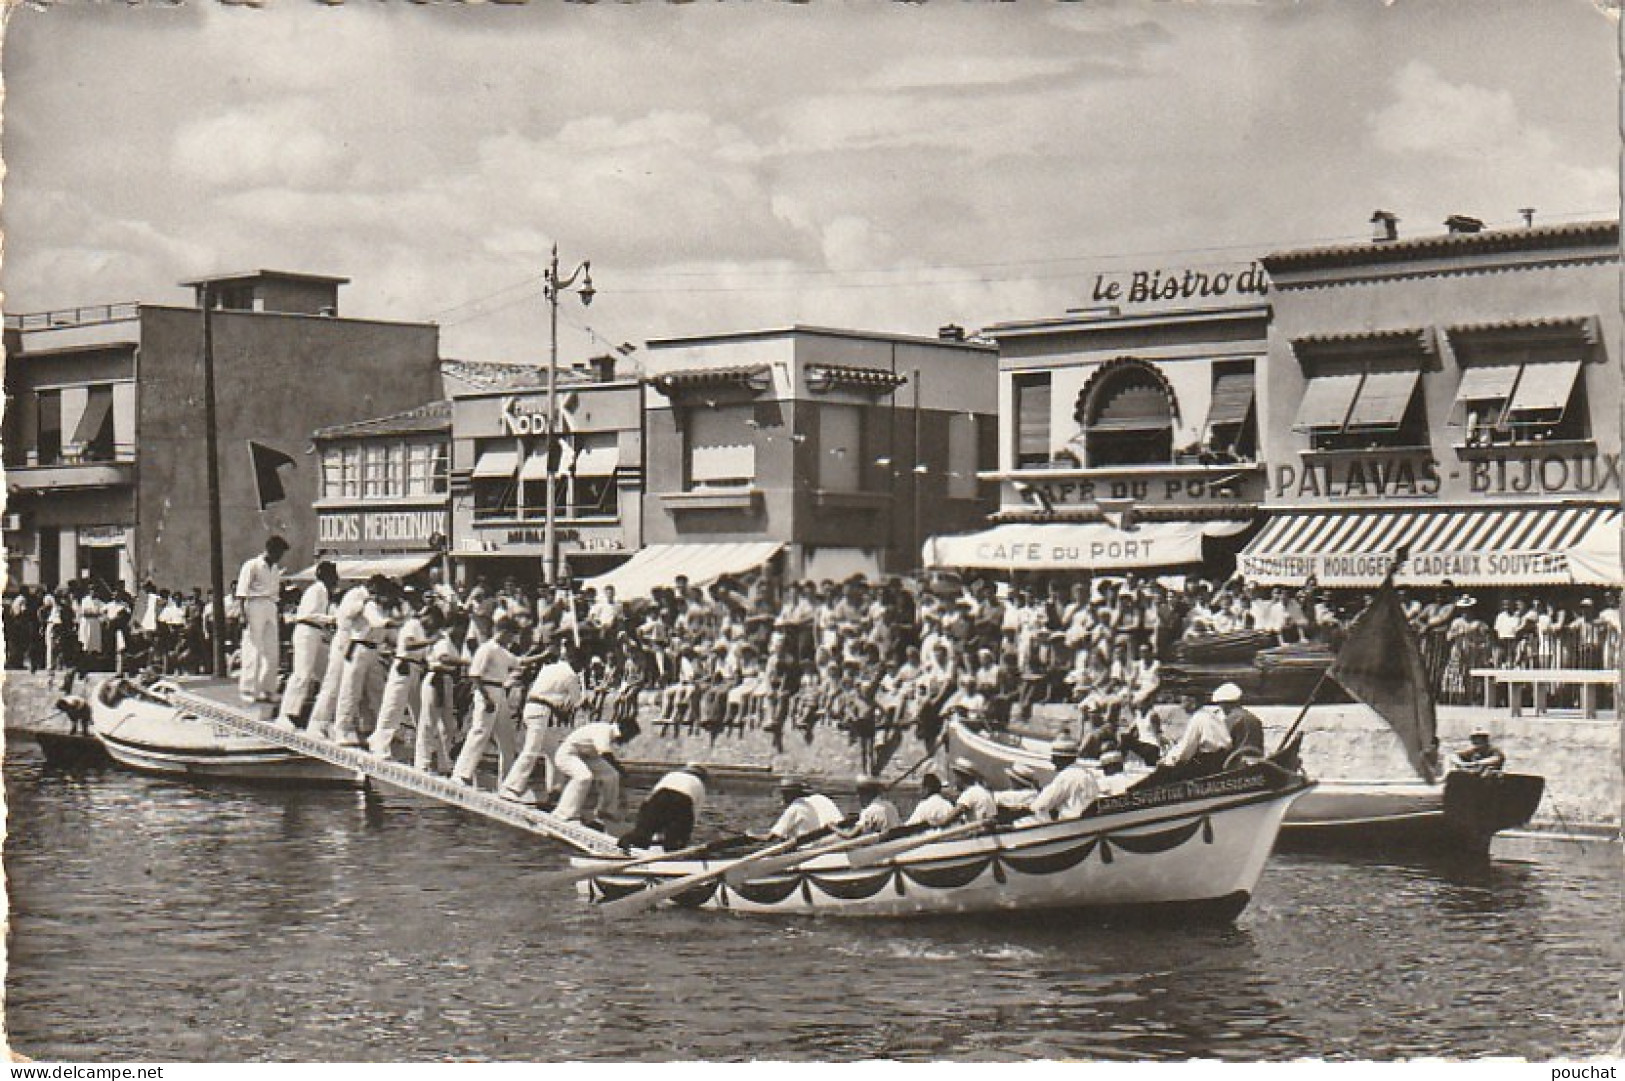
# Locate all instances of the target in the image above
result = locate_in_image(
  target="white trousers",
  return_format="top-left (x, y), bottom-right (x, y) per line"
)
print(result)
top-left (306, 636), bottom-right (349, 739)
top-left (369, 662), bottom-right (423, 757)
top-left (280, 626), bottom-right (327, 722)
top-left (415, 672), bottom-right (457, 772)
top-left (333, 644), bottom-right (384, 744)
top-left (500, 702), bottom-right (562, 796)
top-left (553, 749), bottom-right (619, 823)
top-left (238, 599), bottom-right (280, 700)
top-left (452, 689), bottom-right (516, 787)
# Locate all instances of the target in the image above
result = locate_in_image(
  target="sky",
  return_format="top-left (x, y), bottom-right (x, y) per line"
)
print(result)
top-left (0, 0), bottom-right (1617, 369)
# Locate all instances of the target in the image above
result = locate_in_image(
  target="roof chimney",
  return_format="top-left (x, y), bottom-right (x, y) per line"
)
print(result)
top-left (1519, 207), bottom-right (1536, 228)
top-left (1370, 210), bottom-right (1399, 243)
top-left (937, 323), bottom-right (966, 342)
top-left (1444, 214), bottom-right (1484, 235)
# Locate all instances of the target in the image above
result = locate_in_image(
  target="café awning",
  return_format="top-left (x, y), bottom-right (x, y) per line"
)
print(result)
top-left (472, 447), bottom-right (521, 479)
top-left (922, 520), bottom-right (1250, 573)
top-left (582, 541), bottom-right (783, 601)
top-left (292, 554), bottom-right (436, 583)
top-left (1238, 504), bottom-right (1622, 587)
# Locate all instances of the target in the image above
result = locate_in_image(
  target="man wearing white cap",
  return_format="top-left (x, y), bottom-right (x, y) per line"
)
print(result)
top-left (1097, 750), bottom-right (1132, 797)
top-left (1030, 736), bottom-right (1101, 822)
top-left (1219, 683), bottom-right (1266, 759)
top-left (1163, 685), bottom-right (1236, 777)
top-left (949, 758), bottom-right (998, 824)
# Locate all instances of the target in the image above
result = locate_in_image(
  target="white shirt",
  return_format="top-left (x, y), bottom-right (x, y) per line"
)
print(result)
top-left (394, 616), bottom-right (430, 662)
top-left (955, 783), bottom-right (999, 823)
top-left (333, 587), bottom-right (370, 647)
top-left (1165, 705), bottom-right (1233, 767)
top-left (852, 797), bottom-right (901, 835)
top-left (770, 794), bottom-right (844, 839)
top-left (651, 770), bottom-right (706, 814)
top-left (469, 639), bottom-right (522, 686)
top-left (235, 554), bottom-right (282, 603)
top-left (527, 660), bottom-right (583, 712)
top-left (906, 792), bottom-right (957, 827)
top-left (1031, 763), bottom-right (1101, 822)
top-left (293, 581), bottom-right (331, 630)
top-left (426, 635), bottom-right (465, 673)
top-left (559, 721), bottom-right (618, 759)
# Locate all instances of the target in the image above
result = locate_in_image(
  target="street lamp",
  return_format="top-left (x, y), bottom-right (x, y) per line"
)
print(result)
top-left (543, 244), bottom-right (593, 587)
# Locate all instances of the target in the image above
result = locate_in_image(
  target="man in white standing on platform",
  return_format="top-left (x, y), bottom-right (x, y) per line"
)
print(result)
top-left (552, 713), bottom-right (636, 826)
top-left (278, 560), bottom-right (339, 730)
top-left (499, 641), bottom-right (583, 805)
top-left (369, 602), bottom-right (441, 759)
top-left (451, 619), bottom-right (530, 790)
top-left (234, 535), bottom-right (288, 705)
top-left (330, 575), bottom-right (396, 747)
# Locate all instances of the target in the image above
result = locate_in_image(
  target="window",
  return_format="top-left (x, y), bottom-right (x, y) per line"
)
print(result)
top-left (36, 390), bottom-right (61, 466)
top-left (405, 442), bottom-right (448, 496)
top-left (362, 445), bottom-right (387, 498)
top-left (1295, 366), bottom-right (1426, 451)
top-left (1013, 373), bottom-right (1053, 468)
top-left (322, 449), bottom-right (344, 499)
top-left (1455, 360), bottom-right (1586, 446)
top-left (341, 446), bottom-right (362, 498)
top-left (76, 386), bottom-right (115, 462)
top-left (1200, 364), bottom-right (1256, 462)
top-left (817, 404), bottom-right (863, 492)
top-left (686, 406), bottom-right (756, 490)
top-left (947, 413), bottom-right (980, 499)
top-left (431, 445), bottom-right (449, 494)
top-left (1079, 361), bottom-right (1175, 467)
top-left (386, 443), bottom-right (407, 498)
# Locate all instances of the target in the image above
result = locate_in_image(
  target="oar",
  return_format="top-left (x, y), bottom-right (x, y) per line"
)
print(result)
top-left (596, 833), bottom-right (814, 921)
top-left (721, 829), bottom-right (882, 886)
top-left (845, 818), bottom-right (991, 867)
top-left (882, 732), bottom-right (946, 794)
top-left (538, 834), bottom-right (751, 889)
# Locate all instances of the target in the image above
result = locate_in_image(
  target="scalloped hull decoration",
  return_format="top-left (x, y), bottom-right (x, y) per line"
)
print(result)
top-left (575, 763), bottom-right (1310, 921)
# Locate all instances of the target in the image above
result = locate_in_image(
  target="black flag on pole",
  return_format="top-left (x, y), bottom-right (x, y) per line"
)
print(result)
top-left (248, 441), bottom-right (298, 509)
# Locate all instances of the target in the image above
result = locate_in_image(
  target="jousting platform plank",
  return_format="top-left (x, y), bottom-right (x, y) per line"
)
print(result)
top-left (155, 684), bottom-right (623, 856)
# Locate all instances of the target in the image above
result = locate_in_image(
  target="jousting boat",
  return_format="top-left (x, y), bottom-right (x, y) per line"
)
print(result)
top-left (572, 759), bottom-right (1312, 921)
top-left (89, 677), bottom-right (360, 787)
top-left (945, 720), bottom-right (1542, 857)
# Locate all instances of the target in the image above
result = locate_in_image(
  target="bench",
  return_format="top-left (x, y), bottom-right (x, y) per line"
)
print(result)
top-left (1469, 668), bottom-right (1617, 718)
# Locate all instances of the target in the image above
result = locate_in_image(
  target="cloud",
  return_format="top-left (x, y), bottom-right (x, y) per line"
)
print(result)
top-left (172, 100), bottom-right (345, 190)
top-left (1371, 62), bottom-right (1528, 159)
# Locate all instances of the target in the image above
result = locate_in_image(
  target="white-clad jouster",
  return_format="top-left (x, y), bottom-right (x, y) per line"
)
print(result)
top-left (451, 635), bottom-right (523, 788)
top-left (234, 549), bottom-right (284, 702)
top-left (552, 720), bottom-right (624, 824)
top-left (1030, 762), bottom-right (1101, 822)
top-left (769, 793), bottom-right (844, 840)
top-left (849, 795), bottom-right (901, 836)
top-left (369, 614), bottom-right (433, 758)
top-left (1163, 704), bottom-right (1232, 768)
top-left (954, 782), bottom-right (999, 823)
top-left (279, 578), bottom-right (332, 725)
top-left (500, 656), bottom-right (585, 803)
top-left (415, 632), bottom-right (465, 773)
top-left (333, 589), bottom-right (394, 745)
top-left (308, 584), bottom-right (366, 738)
top-left (905, 791), bottom-right (957, 828)
top-left (650, 769), bottom-right (706, 815)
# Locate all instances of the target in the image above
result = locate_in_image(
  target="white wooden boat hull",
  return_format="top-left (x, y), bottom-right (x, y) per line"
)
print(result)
top-left (575, 763), bottom-right (1311, 920)
top-left (91, 680), bottom-right (360, 787)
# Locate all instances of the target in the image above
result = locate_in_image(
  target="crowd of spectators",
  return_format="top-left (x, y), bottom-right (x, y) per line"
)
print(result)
top-left (3, 580), bottom-right (228, 679)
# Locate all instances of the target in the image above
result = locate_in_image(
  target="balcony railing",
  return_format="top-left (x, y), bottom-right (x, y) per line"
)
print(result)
top-left (4, 302), bottom-right (140, 332)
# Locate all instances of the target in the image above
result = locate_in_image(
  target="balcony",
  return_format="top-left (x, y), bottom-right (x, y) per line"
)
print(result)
top-left (5, 303), bottom-right (140, 332)
top-left (7, 456), bottom-right (135, 492)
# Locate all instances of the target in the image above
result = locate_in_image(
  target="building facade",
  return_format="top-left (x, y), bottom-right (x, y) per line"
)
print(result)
top-left (449, 358), bottom-right (645, 586)
top-left (1240, 217), bottom-right (1622, 592)
top-left (2, 271), bottom-right (441, 591)
top-left (311, 400), bottom-right (452, 580)
top-left (941, 275), bottom-right (1269, 577)
top-left (598, 325), bottom-right (998, 594)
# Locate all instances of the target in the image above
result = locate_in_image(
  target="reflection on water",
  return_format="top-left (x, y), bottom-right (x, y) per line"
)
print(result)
top-left (5, 742), bottom-right (1620, 1061)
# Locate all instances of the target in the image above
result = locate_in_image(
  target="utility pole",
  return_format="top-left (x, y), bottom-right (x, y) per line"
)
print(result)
top-left (543, 244), bottom-right (594, 588)
top-left (200, 285), bottom-right (228, 678)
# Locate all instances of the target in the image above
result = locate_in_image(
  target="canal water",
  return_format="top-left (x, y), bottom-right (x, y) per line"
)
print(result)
top-left (5, 740), bottom-right (1621, 1062)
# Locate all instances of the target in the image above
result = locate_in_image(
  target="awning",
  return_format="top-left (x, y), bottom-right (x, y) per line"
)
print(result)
top-left (582, 541), bottom-right (783, 601)
top-left (519, 451), bottom-right (551, 482)
top-left (805, 364), bottom-right (907, 392)
top-left (1292, 373), bottom-right (1362, 432)
top-left (1204, 370), bottom-right (1256, 430)
top-left (1345, 369), bottom-right (1419, 431)
top-left (922, 520), bottom-right (1250, 572)
top-left (652, 365), bottom-right (772, 397)
top-left (472, 447), bottom-right (521, 479)
top-left (1239, 505), bottom-right (1622, 587)
top-left (573, 441), bottom-right (620, 477)
top-left (72, 389), bottom-right (113, 445)
top-left (1505, 359), bottom-right (1582, 416)
top-left (292, 553), bottom-right (436, 583)
top-left (1454, 363), bottom-right (1521, 404)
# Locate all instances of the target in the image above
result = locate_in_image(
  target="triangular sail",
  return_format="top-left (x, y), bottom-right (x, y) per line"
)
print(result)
top-left (1328, 579), bottom-right (1438, 783)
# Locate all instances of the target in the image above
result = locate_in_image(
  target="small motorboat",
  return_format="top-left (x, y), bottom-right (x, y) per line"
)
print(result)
top-left (946, 719), bottom-right (1544, 858)
top-left (571, 759), bottom-right (1313, 921)
top-left (89, 678), bottom-right (360, 787)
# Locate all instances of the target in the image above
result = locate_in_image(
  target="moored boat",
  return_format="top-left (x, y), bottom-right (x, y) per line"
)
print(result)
top-left (572, 759), bottom-right (1312, 921)
top-left (90, 678), bottom-right (361, 787)
top-left (946, 719), bottom-right (1544, 858)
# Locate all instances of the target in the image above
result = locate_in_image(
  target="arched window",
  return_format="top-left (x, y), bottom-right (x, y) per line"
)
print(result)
top-left (1074, 358), bottom-right (1179, 467)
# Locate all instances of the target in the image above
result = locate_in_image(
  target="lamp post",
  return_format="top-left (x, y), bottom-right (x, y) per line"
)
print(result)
top-left (543, 244), bottom-right (594, 587)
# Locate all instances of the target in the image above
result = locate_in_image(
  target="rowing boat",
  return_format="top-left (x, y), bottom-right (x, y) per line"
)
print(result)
top-left (946, 719), bottom-right (1543, 857)
top-left (570, 759), bottom-right (1312, 921)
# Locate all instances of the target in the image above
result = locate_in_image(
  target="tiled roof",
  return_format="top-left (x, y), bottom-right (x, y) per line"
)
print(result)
top-left (1264, 220), bottom-right (1618, 274)
top-left (441, 359), bottom-right (549, 391)
top-left (651, 365), bottom-right (773, 396)
top-left (313, 399), bottom-right (452, 441)
top-left (804, 363), bottom-right (908, 391)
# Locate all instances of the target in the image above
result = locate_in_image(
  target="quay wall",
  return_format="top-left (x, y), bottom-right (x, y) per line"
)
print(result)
top-left (4, 670), bottom-right (1617, 830)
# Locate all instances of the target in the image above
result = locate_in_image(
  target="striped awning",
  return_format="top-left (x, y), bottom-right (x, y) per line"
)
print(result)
top-left (1239, 505), bottom-right (1623, 587)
